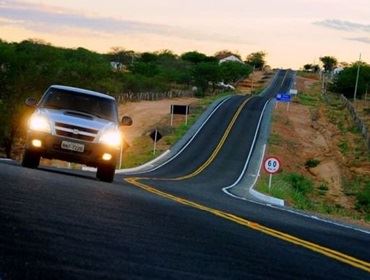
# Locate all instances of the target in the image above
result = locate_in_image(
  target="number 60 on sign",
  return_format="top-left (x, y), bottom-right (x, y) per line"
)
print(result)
top-left (264, 157), bottom-right (280, 174)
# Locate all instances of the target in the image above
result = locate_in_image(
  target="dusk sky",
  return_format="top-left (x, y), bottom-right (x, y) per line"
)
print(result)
top-left (0, 0), bottom-right (369, 68)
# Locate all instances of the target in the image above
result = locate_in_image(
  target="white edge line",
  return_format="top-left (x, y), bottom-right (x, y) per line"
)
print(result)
top-left (222, 98), bottom-right (270, 191)
top-left (119, 96), bottom-right (232, 175)
top-left (221, 98), bottom-right (370, 235)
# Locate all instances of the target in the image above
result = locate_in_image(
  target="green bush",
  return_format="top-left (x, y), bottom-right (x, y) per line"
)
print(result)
top-left (338, 140), bottom-right (349, 154)
top-left (318, 183), bottom-right (329, 196)
top-left (305, 159), bottom-right (320, 168)
top-left (285, 173), bottom-right (313, 195)
top-left (355, 182), bottom-right (370, 212)
top-left (318, 183), bottom-right (329, 191)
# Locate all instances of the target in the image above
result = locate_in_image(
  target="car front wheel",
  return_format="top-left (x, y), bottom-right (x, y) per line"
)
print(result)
top-left (21, 149), bottom-right (41, 168)
top-left (96, 164), bottom-right (115, 183)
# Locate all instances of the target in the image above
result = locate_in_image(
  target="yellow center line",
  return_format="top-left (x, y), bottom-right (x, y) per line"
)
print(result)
top-left (173, 96), bottom-right (250, 180)
top-left (137, 96), bottom-right (251, 181)
top-left (124, 72), bottom-right (370, 273)
top-left (125, 177), bottom-right (370, 273)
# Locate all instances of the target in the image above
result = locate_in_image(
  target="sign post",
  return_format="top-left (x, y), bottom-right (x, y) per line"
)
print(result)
top-left (150, 129), bottom-right (163, 155)
top-left (276, 93), bottom-right (292, 111)
top-left (263, 157), bottom-right (281, 192)
top-left (170, 105), bottom-right (190, 126)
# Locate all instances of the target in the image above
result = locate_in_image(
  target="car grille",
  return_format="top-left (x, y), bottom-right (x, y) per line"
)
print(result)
top-left (55, 122), bottom-right (98, 142)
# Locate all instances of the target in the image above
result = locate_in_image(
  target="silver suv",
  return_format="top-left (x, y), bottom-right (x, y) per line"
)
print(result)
top-left (22, 85), bottom-right (132, 182)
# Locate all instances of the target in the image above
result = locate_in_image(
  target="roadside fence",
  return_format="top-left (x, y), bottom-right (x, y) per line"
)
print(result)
top-left (115, 90), bottom-right (194, 103)
top-left (340, 95), bottom-right (370, 149)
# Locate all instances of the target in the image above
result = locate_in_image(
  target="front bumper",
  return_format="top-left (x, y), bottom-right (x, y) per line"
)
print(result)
top-left (25, 131), bottom-right (119, 167)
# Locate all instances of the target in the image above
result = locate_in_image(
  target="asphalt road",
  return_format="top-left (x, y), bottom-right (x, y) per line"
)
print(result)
top-left (0, 71), bottom-right (369, 279)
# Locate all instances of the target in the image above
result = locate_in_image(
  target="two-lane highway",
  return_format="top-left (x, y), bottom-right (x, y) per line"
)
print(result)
top-left (0, 70), bottom-right (369, 279)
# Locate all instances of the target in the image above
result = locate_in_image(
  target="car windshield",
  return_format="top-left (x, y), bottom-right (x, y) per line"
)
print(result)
top-left (40, 88), bottom-right (118, 122)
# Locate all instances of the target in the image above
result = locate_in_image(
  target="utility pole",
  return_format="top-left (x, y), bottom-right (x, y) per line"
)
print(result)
top-left (353, 53), bottom-right (361, 107)
top-left (321, 71), bottom-right (326, 95)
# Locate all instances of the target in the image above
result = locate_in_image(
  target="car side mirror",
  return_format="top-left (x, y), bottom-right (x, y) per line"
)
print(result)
top-left (121, 116), bottom-right (133, 126)
top-left (25, 97), bottom-right (38, 107)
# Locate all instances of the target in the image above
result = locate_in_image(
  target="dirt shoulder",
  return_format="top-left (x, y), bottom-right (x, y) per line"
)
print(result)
top-left (259, 73), bottom-right (370, 226)
top-left (119, 97), bottom-right (199, 146)
top-left (118, 97), bottom-right (201, 168)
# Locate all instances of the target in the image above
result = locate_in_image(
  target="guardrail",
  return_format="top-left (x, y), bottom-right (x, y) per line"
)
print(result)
top-left (340, 95), bottom-right (370, 149)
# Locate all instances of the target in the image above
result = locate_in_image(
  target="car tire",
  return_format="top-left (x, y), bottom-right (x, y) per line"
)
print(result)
top-left (21, 149), bottom-right (41, 168)
top-left (96, 164), bottom-right (115, 183)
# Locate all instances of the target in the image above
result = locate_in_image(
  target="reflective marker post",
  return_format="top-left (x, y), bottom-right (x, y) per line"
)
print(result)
top-left (263, 157), bottom-right (281, 192)
top-left (150, 129), bottom-right (163, 155)
top-left (153, 129), bottom-right (158, 155)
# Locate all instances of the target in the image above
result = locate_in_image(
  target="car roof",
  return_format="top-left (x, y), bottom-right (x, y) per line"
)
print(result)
top-left (49, 85), bottom-right (115, 101)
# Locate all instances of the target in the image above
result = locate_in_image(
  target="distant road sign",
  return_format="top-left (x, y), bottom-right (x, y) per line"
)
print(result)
top-left (289, 89), bottom-right (298, 95)
top-left (150, 129), bottom-right (162, 143)
top-left (264, 157), bottom-right (281, 174)
top-left (170, 104), bottom-right (190, 126)
top-left (171, 105), bottom-right (189, 115)
top-left (276, 93), bottom-right (291, 102)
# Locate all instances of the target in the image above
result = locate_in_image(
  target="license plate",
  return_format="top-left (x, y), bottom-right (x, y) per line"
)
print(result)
top-left (61, 141), bottom-right (85, 152)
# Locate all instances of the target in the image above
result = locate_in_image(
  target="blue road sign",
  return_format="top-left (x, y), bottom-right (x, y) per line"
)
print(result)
top-left (276, 93), bottom-right (291, 102)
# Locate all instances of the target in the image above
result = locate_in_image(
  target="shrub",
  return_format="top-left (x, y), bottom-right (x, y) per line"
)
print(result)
top-left (305, 159), bottom-right (320, 168)
top-left (355, 182), bottom-right (370, 213)
top-left (338, 140), bottom-right (349, 154)
top-left (285, 173), bottom-right (313, 195)
top-left (318, 183), bottom-right (329, 191)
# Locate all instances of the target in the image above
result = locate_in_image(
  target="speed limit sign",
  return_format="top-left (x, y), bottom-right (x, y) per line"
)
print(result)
top-left (264, 157), bottom-right (281, 174)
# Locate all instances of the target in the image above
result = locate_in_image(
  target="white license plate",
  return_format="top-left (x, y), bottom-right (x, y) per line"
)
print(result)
top-left (61, 141), bottom-right (85, 152)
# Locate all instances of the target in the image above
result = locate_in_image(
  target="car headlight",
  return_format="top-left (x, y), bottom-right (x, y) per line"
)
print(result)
top-left (29, 114), bottom-right (51, 133)
top-left (99, 129), bottom-right (122, 147)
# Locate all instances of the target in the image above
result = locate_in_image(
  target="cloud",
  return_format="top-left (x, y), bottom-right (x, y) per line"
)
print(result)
top-left (346, 37), bottom-right (370, 44)
top-left (0, 0), bottom-right (250, 45)
top-left (314, 19), bottom-right (370, 33)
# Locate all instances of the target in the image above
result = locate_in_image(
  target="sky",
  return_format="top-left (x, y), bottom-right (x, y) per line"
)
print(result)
top-left (0, 0), bottom-right (369, 68)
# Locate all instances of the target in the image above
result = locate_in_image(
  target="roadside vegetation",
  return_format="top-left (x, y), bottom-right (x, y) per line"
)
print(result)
top-left (0, 39), bottom-right (267, 158)
top-left (257, 69), bottom-right (370, 224)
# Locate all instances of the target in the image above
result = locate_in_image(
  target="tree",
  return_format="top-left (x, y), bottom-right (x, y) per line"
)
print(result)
top-left (331, 62), bottom-right (370, 99)
top-left (303, 64), bottom-right (313, 71)
top-left (245, 51), bottom-right (266, 70)
top-left (303, 64), bottom-right (320, 72)
top-left (181, 51), bottom-right (210, 64)
top-left (108, 47), bottom-right (137, 65)
top-left (219, 61), bottom-right (252, 83)
top-left (139, 52), bottom-right (158, 63)
top-left (192, 62), bottom-right (221, 95)
top-left (320, 56), bottom-right (338, 72)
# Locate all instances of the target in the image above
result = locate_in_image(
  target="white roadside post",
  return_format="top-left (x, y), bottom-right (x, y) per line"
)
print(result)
top-left (170, 105), bottom-right (174, 127)
top-left (153, 129), bottom-right (158, 155)
top-left (264, 157), bottom-right (281, 192)
top-left (150, 129), bottom-right (162, 156)
top-left (185, 105), bottom-right (189, 126)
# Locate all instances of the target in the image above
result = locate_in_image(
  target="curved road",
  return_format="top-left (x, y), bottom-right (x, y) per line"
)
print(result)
top-left (0, 71), bottom-right (369, 279)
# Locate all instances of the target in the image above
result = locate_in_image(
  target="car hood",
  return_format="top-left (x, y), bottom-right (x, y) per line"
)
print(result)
top-left (37, 108), bottom-right (117, 131)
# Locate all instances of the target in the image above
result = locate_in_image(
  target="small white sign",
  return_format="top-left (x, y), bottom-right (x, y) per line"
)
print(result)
top-left (264, 157), bottom-right (280, 174)
top-left (290, 89), bottom-right (298, 95)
